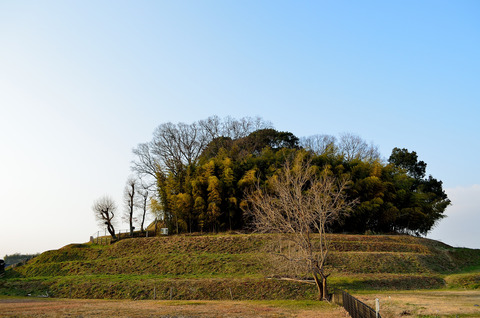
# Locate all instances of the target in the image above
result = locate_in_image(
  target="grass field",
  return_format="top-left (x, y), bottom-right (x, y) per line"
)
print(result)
top-left (1, 233), bottom-right (479, 317)
top-left (0, 297), bottom-right (349, 317)
top-left (1, 291), bottom-right (479, 317)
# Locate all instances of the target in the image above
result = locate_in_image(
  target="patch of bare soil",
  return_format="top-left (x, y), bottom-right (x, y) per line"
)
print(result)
top-left (0, 298), bottom-right (349, 318)
top-left (356, 290), bottom-right (480, 318)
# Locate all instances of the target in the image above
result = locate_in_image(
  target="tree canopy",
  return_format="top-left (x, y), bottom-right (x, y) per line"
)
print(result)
top-left (131, 116), bottom-right (450, 236)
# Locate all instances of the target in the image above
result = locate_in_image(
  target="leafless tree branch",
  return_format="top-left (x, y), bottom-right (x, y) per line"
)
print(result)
top-left (245, 152), bottom-right (356, 300)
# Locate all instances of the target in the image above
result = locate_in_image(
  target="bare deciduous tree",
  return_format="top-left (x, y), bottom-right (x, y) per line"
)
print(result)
top-left (131, 142), bottom-right (159, 180)
top-left (124, 177), bottom-right (137, 236)
top-left (300, 133), bottom-right (380, 163)
top-left (137, 182), bottom-right (149, 232)
top-left (300, 134), bottom-right (337, 156)
top-left (245, 153), bottom-right (356, 301)
top-left (338, 132), bottom-right (380, 162)
top-left (132, 116), bottom-right (273, 179)
top-left (92, 196), bottom-right (118, 240)
top-left (130, 116), bottom-right (274, 232)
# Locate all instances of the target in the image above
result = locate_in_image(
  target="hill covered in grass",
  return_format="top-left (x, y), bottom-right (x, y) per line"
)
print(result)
top-left (1, 234), bottom-right (479, 300)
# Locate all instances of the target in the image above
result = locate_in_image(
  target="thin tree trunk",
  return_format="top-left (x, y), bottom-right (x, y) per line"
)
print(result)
top-left (229, 212), bottom-right (232, 231)
top-left (107, 223), bottom-right (117, 240)
top-left (140, 191), bottom-right (148, 232)
top-left (322, 274), bottom-right (328, 301)
top-left (312, 271), bottom-right (324, 301)
top-left (129, 213), bottom-right (134, 236)
top-left (176, 214), bottom-right (179, 234)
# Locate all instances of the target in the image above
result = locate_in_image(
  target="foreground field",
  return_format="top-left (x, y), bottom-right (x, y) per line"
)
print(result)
top-left (356, 290), bottom-right (480, 318)
top-left (1, 291), bottom-right (479, 317)
top-left (0, 298), bottom-right (349, 318)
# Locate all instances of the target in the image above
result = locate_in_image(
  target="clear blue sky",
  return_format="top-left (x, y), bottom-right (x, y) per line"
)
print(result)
top-left (1, 1), bottom-right (479, 256)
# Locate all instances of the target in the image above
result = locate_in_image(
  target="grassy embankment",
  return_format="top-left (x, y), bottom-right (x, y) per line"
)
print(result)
top-left (1, 233), bottom-right (479, 300)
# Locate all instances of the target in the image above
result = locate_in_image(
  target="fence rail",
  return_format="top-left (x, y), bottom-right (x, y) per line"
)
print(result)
top-left (333, 289), bottom-right (380, 318)
top-left (90, 229), bottom-right (156, 245)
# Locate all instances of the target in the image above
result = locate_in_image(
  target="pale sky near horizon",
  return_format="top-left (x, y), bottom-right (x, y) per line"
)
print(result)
top-left (1, 1), bottom-right (479, 257)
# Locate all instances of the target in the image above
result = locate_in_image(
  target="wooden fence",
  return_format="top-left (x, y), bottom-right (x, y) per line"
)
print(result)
top-left (90, 229), bottom-right (156, 245)
top-left (333, 289), bottom-right (380, 318)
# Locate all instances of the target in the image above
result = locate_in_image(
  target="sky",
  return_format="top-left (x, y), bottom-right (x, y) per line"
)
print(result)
top-left (0, 1), bottom-right (479, 256)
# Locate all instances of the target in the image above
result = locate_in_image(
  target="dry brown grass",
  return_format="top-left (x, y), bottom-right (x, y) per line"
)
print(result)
top-left (355, 290), bottom-right (480, 317)
top-left (0, 298), bottom-right (349, 318)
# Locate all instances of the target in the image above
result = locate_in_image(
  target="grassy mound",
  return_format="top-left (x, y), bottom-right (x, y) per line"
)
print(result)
top-left (1, 233), bottom-right (479, 299)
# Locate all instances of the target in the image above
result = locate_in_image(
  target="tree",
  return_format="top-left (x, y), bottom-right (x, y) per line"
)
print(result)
top-left (92, 196), bottom-right (118, 240)
top-left (130, 117), bottom-right (448, 238)
top-left (245, 152), bottom-right (356, 301)
top-left (300, 134), bottom-right (337, 156)
top-left (137, 182), bottom-right (150, 232)
top-left (238, 128), bottom-right (299, 153)
top-left (388, 147), bottom-right (427, 180)
top-left (132, 116), bottom-right (272, 180)
top-left (149, 197), bottom-right (164, 235)
top-left (387, 148), bottom-right (450, 235)
top-left (207, 175), bottom-right (222, 232)
top-left (131, 142), bottom-right (159, 180)
top-left (124, 177), bottom-right (137, 236)
top-left (131, 116), bottom-right (273, 233)
top-left (338, 133), bottom-right (380, 162)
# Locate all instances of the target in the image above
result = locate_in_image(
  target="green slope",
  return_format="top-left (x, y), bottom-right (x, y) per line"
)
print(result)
top-left (1, 234), bottom-right (479, 299)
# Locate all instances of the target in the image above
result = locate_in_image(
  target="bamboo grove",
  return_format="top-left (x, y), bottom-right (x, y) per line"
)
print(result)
top-left (132, 116), bottom-right (450, 236)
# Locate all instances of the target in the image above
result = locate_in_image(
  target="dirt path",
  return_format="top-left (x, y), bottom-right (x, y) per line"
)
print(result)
top-left (0, 298), bottom-right (350, 318)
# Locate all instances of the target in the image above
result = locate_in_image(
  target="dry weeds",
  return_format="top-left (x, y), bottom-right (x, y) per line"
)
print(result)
top-left (356, 290), bottom-right (480, 317)
top-left (0, 298), bottom-right (349, 318)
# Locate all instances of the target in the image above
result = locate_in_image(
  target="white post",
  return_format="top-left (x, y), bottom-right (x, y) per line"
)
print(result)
top-left (375, 298), bottom-right (380, 318)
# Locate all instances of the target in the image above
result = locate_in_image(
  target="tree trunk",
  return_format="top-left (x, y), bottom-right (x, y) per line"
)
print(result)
top-left (140, 193), bottom-right (148, 233)
top-left (141, 208), bottom-right (146, 232)
top-left (312, 268), bottom-right (331, 301)
top-left (129, 213), bottom-right (134, 236)
top-left (175, 214), bottom-right (179, 234)
top-left (312, 271), bottom-right (324, 301)
top-left (322, 274), bottom-right (329, 301)
top-left (107, 222), bottom-right (117, 240)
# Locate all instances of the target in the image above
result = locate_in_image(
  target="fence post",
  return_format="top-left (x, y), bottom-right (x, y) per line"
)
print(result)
top-left (376, 298), bottom-right (380, 318)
